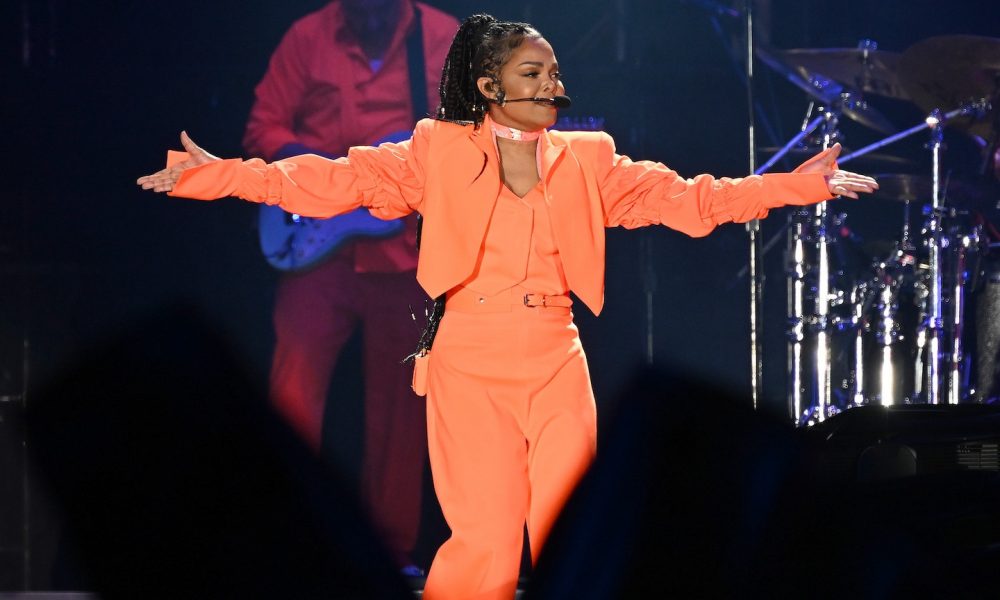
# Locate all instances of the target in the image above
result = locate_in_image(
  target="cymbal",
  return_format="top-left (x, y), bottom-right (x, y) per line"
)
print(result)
top-left (758, 146), bottom-right (912, 169)
top-left (899, 35), bottom-right (1000, 140)
top-left (777, 46), bottom-right (909, 100)
top-left (869, 173), bottom-right (1000, 208)
top-left (756, 46), bottom-right (897, 134)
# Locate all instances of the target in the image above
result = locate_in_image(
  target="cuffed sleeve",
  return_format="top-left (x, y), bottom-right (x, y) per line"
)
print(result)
top-left (166, 120), bottom-right (432, 220)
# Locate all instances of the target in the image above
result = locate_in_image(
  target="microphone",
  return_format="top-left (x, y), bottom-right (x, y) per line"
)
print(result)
top-left (497, 95), bottom-right (573, 109)
top-left (550, 95), bottom-right (572, 109)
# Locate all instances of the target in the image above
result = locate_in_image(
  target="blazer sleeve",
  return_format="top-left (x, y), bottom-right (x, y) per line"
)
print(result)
top-left (592, 132), bottom-right (832, 236)
top-left (166, 119), bottom-right (432, 220)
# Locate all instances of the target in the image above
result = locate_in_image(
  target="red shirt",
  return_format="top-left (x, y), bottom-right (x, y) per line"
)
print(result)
top-left (243, 0), bottom-right (458, 273)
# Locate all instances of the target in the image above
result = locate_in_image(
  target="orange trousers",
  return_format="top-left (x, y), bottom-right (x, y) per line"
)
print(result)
top-left (422, 290), bottom-right (597, 600)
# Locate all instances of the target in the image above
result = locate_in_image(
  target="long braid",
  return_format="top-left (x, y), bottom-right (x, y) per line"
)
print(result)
top-left (408, 15), bottom-right (542, 363)
top-left (437, 14), bottom-right (496, 122)
top-left (436, 14), bottom-right (541, 125)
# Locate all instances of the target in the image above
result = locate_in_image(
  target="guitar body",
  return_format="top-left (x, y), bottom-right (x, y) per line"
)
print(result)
top-left (258, 206), bottom-right (404, 272)
top-left (258, 130), bottom-right (411, 272)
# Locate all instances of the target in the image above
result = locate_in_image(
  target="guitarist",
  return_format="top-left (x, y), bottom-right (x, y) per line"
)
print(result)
top-left (242, 0), bottom-right (458, 575)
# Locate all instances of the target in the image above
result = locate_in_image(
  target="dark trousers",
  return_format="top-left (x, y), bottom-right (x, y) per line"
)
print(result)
top-left (269, 253), bottom-right (428, 565)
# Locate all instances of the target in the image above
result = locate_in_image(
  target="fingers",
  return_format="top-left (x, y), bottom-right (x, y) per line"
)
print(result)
top-left (136, 175), bottom-right (175, 193)
top-left (820, 142), bottom-right (842, 167)
top-left (831, 185), bottom-right (859, 199)
top-left (136, 166), bottom-right (179, 193)
top-left (829, 171), bottom-right (878, 199)
top-left (180, 130), bottom-right (201, 155)
top-left (838, 171), bottom-right (879, 189)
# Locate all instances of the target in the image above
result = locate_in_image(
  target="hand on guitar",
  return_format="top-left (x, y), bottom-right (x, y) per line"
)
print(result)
top-left (136, 131), bottom-right (221, 193)
top-left (794, 142), bottom-right (879, 200)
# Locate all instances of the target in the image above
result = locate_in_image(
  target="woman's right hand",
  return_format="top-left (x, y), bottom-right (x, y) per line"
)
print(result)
top-left (136, 131), bottom-right (220, 193)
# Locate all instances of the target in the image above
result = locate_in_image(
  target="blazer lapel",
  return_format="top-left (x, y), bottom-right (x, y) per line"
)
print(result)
top-left (539, 130), bottom-right (606, 315)
top-left (416, 121), bottom-right (502, 299)
top-left (538, 130), bottom-right (566, 185)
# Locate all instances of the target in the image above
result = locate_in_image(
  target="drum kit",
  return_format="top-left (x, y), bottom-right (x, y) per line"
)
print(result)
top-left (756, 35), bottom-right (1000, 426)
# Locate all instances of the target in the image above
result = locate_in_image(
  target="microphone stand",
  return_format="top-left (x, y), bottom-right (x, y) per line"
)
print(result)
top-left (743, 0), bottom-right (764, 409)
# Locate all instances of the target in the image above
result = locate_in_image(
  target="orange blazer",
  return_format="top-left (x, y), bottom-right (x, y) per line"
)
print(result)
top-left (168, 117), bottom-right (832, 314)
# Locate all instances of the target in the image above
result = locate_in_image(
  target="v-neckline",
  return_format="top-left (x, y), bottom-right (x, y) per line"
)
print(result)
top-left (502, 179), bottom-right (543, 200)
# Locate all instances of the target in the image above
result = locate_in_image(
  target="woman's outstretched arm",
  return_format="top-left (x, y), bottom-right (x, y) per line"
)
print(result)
top-left (595, 138), bottom-right (878, 236)
top-left (137, 125), bottom-right (429, 220)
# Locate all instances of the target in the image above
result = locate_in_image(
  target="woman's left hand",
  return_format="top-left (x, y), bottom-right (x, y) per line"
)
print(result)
top-left (796, 142), bottom-right (879, 199)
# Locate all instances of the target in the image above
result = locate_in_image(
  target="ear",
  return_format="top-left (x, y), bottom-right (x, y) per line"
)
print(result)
top-left (476, 76), bottom-right (498, 101)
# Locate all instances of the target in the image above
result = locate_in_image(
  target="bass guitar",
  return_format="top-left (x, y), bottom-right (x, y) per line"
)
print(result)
top-left (258, 130), bottom-right (411, 272)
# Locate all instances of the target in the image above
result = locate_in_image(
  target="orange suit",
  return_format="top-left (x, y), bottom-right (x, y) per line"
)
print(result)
top-left (166, 115), bottom-right (832, 599)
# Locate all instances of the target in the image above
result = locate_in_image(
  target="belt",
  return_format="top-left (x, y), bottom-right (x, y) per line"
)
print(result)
top-left (445, 286), bottom-right (573, 313)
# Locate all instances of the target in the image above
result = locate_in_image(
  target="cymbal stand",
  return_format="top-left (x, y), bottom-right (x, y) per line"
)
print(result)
top-left (837, 102), bottom-right (989, 405)
top-left (838, 101), bottom-right (989, 166)
top-left (924, 115), bottom-right (979, 405)
top-left (922, 111), bottom-right (946, 404)
top-left (773, 105), bottom-right (839, 426)
top-left (810, 110), bottom-right (837, 424)
top-left (949, 227), bottom-right (979, 403)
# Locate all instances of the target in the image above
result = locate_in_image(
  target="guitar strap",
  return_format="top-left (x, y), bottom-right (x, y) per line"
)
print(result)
top-left (405, 4), bottom-right (428, 251)
top-left (405, 5), bottom-right (428, 121)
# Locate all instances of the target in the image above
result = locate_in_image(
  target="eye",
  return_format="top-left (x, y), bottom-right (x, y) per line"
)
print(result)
top-left (524, 71), bottom-right (540, 78)
top-left (552, 71), bottom-right (562, 80)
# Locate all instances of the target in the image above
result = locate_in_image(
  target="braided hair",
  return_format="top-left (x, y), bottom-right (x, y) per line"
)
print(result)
top-left (436, 14), bottom-right (542, 125)
top-left (407, 15), bottom-right (542, 363)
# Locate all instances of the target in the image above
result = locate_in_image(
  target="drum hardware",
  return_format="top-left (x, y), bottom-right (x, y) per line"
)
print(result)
top-left (756, 43), bottom-right (896, 134)
top-left (975, 243), bottom-right (1000, 403)
top-left (754, 38), bottom-right (910, 424)
top-left (898, 35), bottom-right (1000, 142)
top-left (757, 35), bottom-right (1000, 419)
top-left (923, 109), bottom-right (951, 405)
top-left (759, 146), bottom-right (912, 170)
top-left (875, 261), bottom-right (902, 405)
top-left (830, 98), bottom-right (989, 406)
top-left (754, 99), bottom-right (846, 426)
top-left (849, 279), bottom-right (869, 407)
top-left (757, 38), bottom-right (911, 424)
top-left (756, 112), bottom-right (829, 175)
top-left (869, 173), bottom-right (1000, 209)
top-left (776, 39), bottom-right (911, 101)
top-left (948, 227), bottom-right (980, 404)
top-left (839, 100), bottom-right (991, 166)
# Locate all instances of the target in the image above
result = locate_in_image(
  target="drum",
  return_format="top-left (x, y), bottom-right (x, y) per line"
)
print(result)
top-left (974, 244), bottom-right (1000, 402)
top-left (854, 253), bottom-right (924, 405)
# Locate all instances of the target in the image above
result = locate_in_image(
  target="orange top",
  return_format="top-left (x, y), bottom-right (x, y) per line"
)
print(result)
top-left (167, 115), bottom-right (834, 315)
top-left (459, 183), bottom-right (569, 298)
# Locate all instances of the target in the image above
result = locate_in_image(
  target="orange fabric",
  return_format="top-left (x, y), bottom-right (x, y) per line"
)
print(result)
top-left (168, 115), bottom-right (832, 314)
top-left (419, 183), bottom-right (589, 599)
top-left (422, 305), bottom-right (596, 600)
top-left (459, 183), bottom-right (569, 297)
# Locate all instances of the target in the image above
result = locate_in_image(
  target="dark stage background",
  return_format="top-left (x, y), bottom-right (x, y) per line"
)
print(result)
top-left (2, 0), bottom-right (998, 590)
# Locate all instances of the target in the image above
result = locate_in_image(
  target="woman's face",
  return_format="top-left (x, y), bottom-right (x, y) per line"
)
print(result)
top-left (479, 36), bottom-right (565, 131)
